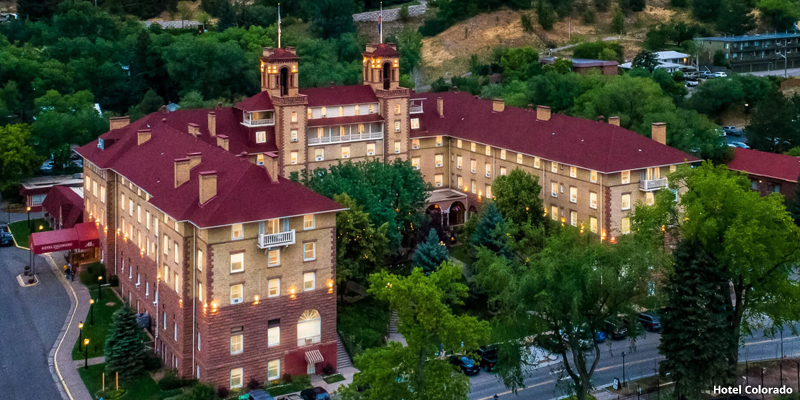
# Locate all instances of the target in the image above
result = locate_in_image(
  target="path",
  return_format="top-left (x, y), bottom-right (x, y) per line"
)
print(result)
top-left (549, 36), bottom-right (622, 53)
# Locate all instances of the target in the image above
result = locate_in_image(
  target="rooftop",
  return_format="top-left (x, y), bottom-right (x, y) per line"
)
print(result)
top-left (726, 148), bottom-right (800, 183)
top-left (654, 51), bottom-right (689, 59)
top-left (300, 85), bottom-right (379, 107)
top-left (696, 32), bottom-right (800, 42)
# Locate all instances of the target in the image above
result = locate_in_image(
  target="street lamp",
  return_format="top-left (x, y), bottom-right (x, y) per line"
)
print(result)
top-left (97, 275), bottom-right (103, 300)
top-left (89, 299), bottom-right (95, 325)
top-left (26, 206), bottom-right (30, 229)
top-left (83, 339), bottom-right (90, 370)
top-left (78, 322), bottom-right (84, 350)
top-left (621, 351), bottom-right (627, 388)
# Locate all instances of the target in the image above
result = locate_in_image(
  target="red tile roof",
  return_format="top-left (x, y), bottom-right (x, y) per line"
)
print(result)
top-left (727, 148), bottom-right (800, 182)
top-left (75, 120), bottom-right (343, 228)
top-left (300, 85), bottom-right (379, 107)
top-left (235, 91), bottom-right (275, 112)
top-left (411, 92), bottom-right (698, 173)
top-left (42, 186), bottom-right (84, 229)
top-left (307, 113), bottom-right (384, 127)
top-left (262, 47), bottom-right (299, 62)
top-left (366, 43), bottom-right (400, 57)
top-left (154, 108), bottom-right (278, 155)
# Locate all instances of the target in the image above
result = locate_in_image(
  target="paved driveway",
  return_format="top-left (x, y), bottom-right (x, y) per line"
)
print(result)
top-left (0, 244), bottom-right (69, 399)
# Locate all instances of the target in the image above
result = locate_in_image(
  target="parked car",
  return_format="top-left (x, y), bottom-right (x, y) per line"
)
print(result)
top-left (637, 311), bottom-right (662, 332)
top-left (450, 355), bottom-right (481, 376)
top-left (714, 71), bottom-right (728, 78)
top-left (476, 345), bottom-right (499, 371)
top-left (730, 141), bottom-right (750, 149)
top-left (684, 71), bottom-right (700, 80)
top-left (701, 71), bottom-right (716, 79)
top-left (276, 394), bottom-right (302, 400)
top-left (594, 330), bottom-right (607, 343)
top-left (722, 126), bottom-right (741, 136)
top-left (300, 387), bottom-right (330, 400)
top-left (247, 389), bottom-right (277, 400)
top-left (685, 79), bottom-right (699, 87)
top-left (604, 320), bottom-right (629, 340)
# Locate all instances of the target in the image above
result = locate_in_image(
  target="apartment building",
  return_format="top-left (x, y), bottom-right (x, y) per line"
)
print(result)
top-left (76, 118), bottom-right (344, 389)
top-left (727, 147), bottom-right (800, 202)
top-left (695, 32), bottom-right (800, 73)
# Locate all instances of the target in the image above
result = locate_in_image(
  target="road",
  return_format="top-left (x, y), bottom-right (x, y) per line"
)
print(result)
top-left (0, 208), bottom-right (68, 399)
top-left (467, 326), bottom-right (800, 400)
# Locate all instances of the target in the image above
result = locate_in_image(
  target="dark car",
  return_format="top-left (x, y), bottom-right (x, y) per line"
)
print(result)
top-left (604, 320), bottom-right (628, 340)
top-left (476, 345), bottom-right (498, 371)
top-left (637, 311), bottom-right (662, 332)
top-left (594, 330), bottom-right (607, 343)
top-left (0, 225), bottom-right (13, 247)
top-left (450, 355), bottom-right (481, 376)
top-left (300, 387), bottom-right (330, 400)
top-left (247, 389), bottom-right (277, 400)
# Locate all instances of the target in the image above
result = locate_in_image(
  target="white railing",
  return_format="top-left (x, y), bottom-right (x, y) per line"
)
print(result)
top-left (410, 105), bottom-right (423, 114)
top-left (308, 131), bottom-right (383, 145)
top-left (640, 178), bottom-right (668, 191)
top-left (258, 230), bottom-right (295, 249)
top-left (298, 335), bottom-right (321, 347)
top-left (244, 118), bottom-right (275, 127)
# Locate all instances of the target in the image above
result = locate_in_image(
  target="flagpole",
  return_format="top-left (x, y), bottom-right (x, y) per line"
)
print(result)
top-left (380, 1), bottom-right (383, 44)
top-left (278, 3), bottom-right (281, 48)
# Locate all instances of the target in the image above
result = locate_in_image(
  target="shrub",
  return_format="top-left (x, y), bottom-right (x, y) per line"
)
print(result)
top-left (80, 262), bottom-right (106, 285)
top-left (247, 378), bottom-right (260, 390)
top-left (108, 274), bottom-right (119, 287)
top-left (399, 4), bottom-right (410, 22)
top-left (322, 363), bottom-right (335, 375)
top-left (281, 373), bottom-right (293, 383)
top-left (143, 350), bottom-right (162, 371)
top-left (520, 13), bottom-right (535, 33)
top-left (158, 371), bottom-right (184, 390)
top-left (217, 386), bottom-right (229, 398)
top-left (581, 9), bottom-right (595, 24)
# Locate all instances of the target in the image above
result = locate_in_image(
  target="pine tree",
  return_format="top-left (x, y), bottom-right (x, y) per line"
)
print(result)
top-left (536, 1), bottom-right (556, 31)
top-left (412, 229), bottom-right (450, 274)
top-left (105, 306), bottom-right (145, 379)
top-left (469, 203), bottom-right (512, 259)
top-left (611, 9), bottom-right (625, 34)
top-left (659, 240), bottom-right (736, 399)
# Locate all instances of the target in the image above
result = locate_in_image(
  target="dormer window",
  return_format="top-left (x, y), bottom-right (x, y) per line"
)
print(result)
top-left (369, 104), bottom-right (374, 114)
top-left (355, 105), bottom-right (360, 115)
top-left (321, 107), bottom-right (327, 118)
top-left (307, 108), bottom-right (312, 119)
top-left (256, 131), bottom-right (267, 143)
top-left (338, 106), bottom-right (344, 116)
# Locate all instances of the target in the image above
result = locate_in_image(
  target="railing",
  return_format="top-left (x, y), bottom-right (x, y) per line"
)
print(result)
top-left (640, 178), bottom-right (668, 191)
top-left (410, 105), bottom-right (423, 114)
top-left (244, 118), bottom-right (275, 126)
top-left (308, 131), bottom-right (383, 145)
top-left (298, 335), bottom-right (321, 347)
top-left (258, 230), bottom-right (296, 249)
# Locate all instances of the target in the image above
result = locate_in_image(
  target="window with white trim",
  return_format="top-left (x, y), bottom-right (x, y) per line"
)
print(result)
top-left (231, 224), bottom-right (244, 240)
top-left (551, 162), bottom-right (558, 173)
top-left (590, 170), bottom-right (598, 183)
top-left (570, 166), bottom-right (577, 178)
top-left (570, 187), bottom-right (577, 203)
top-left (470, 142), bottom-right (476, 152)
top-left (500, 149), bottom-right (506, 160)
top-left (551, 205), bottom-right (558, 221)
top-left (268, 278), bottom-right (280, 297)
top-left (411, 157), bottom-right (420, 170)
top-left (367, 143), bottom-right (375, 156)
top-left (268, 249), bottom-right (280, 266)
top-left (411, 139), bottom-right (419, 149)
top-left (174, 243), bottom-right (179, 263)
top-left (486, 184), bottom-right (492, 198)
top-left (230, 284), bottom-right (243, 304)
top-left (435, 174), bottom-right (443, 187)
top-left (231, 334), bottom-right (243, 354)
top-left (315, 148), bottom-right (324, 161)
top-left (500, 166), bottom-right (507, 176)
top-left (230, 368), bottom-right (243, 388)
top-left (304, 215), bottom-right (315, 229)
top-left (268, 322), bottom-right (280, 347)
top-left (304, 242), bottom-right (316, 261)
top-left (291, 130), bottom-right (298, 142)
top-left (230, 253), bottom-right (244, 273)
top-left (341, 146), bottom-right (350, 158)
top-left (621, 194), bottom-right (631, 210)
top-left (621, 170), bottom-right (630, 184)
top-left (435, 154), bottom-right (443, 167)
top-left (456, 155), bottom-right (462, 169)
top-left (590, 217), bottom-right (598, 233)
top-left (394, 141), bottom-right (401, 154)
top-left (268, 360), bottom-right (280, 380)
top-left (256, 131), bottom-right (267, 143)
top-left (291, 112), bottom-right (298, 122)
top-left (457, 139), bottom-right (462, 148)
top-left (436, 136), bottom-right (443, 147)
top-left (551, 182), bottom-right (558, 197)
top-left (394, 104), bottom-right (401, 114)
top-left (590, 192), bottom-right (598, 209)
top-left (485, 145), bottom-right (491, 156)
top-left (291, 151), bottom-right (298, 165)
top-left (304, 272), bottom-right (316, 291)
top-left (470, 159), bottom-right (476, 173)
top-left (457, 176), bottom-right (463, 189)
top-left (485, 163), bottom-right (491, 178)
top-left (411, 118), bottom-right (419, 129)
top-left (570, 211), bottom-right (577, 226)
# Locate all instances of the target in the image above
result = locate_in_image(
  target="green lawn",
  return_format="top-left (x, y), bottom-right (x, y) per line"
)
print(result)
top-left (8, 218), bottom-right (51, 248)
top-left (322, 374), bottom-right (345, 384)
top-left (266, 375), bottom-right (312, 396)
top-left (72, 287), bottom-right (123, 360)
top-left (78, 363), bottom-right (161, 400)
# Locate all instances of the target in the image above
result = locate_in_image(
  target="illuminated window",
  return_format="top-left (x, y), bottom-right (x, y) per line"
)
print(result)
top-left (551, 206), bottom-right (558, 221)
top-left (230, 368), bottom-right (243, 389)
top-left (291, 112), bottom-right (297, 122)
top-left (321, 107), bottom-right (327, 117)
top-left (368, 104), bottom-right (374, 113)
top-left (470, 159), bottom-right (476, 173)
top-left (230, 253), bottom-right (244, 273)
top-left (517, 153), bottom-right (523, 164)
top-left (230, 284), bottom-right (243, 304)
top-left (551, 162), bottom-right (558, 173)
top-left (304, 215), bottom-right (315, 229)
top-left (338, 106), bottom-right (343, 116)
top-left (435, 136), bottom-right (443, 147)
top-left (411, 157), bottom-right (420, 170)
top-left (291, 151), bottom-right (298, 165)
top-left (231, 224), bottom-right (244, 240)
top-left (590, 170), bottom-right (598, 183)
top-left (355, 105), bottom-right (360, 114)
top-left (590, 192), bottom-right (598, 209)
top-left (485, 145), bottom-right (491, 156)
top-left (291, 130), bottom-right (298, 142)
top-left (435, 174), bottom-right (443, 187)
top-left (570, 187), bottom-right (577, 203)
top-left (551, 182), bottom-right (558, 197)
top-left (394, 104), bottom-right (401, 114)
top-left (570, 166), bottom-right (577, 178)
top-left (268, 322), bottom-right (280, 347)
top-left (394, 141), bottom-right (401, 154)
top-left (621, 194), bottom-right (631, 210)
top-left (435, 154), bottom-right (443, 167)
top-left (100, 186), bottom-right (106, 203)
top-left (367, 143), bottom-right (375, 156)
top-left (257, 154), bottom-right (265, 165)
top-left (570, 211), bottom-right (577, 226)
top-left (590, 217), bottom-right (598, 233)
top-left (456, 155), bottom-right (462, 169)
top-left (621, 170), bottom-right (630, 184)
top-left (315, 148), bottom-right (324, 161)
top-left (304, 242), bottom-right (316, 261)
top-left (411, 139), bottom-right (419, 149)
top-left (197, 249), bottom-right (203, 271)
top-left (341, 146), bottom-right (350, 158)
top-left (500, 149), bottom-right (506, 160)
top-left (646, 192), bottom-right (654, 205)
top-left (670, 165), bottom-right (677, 173)
top-left (500, 166), bottom-right (507, 176)
top-left (268, 360), bottom-right (280, 380)
top-left (485, 163), bottom-right (491, 178)
top-left (457, 139), bottom-right (462, 148)
top-left (304, 272), bottom-right (316, 291)
top-left (471, 180), bottom-right (476, 194)
top-left (394, 120), bottom-right (400, 132)
top-left (256, 131), bottom-right (267, 143)
top-left (457, 176), bottom-right (463, 188)
top-left (307, 108), bottom-right (312, 119)
top-left (411, 118), bottom-right (419, 129)
top-left (486, 184), bottom-right (492, 198)
top-left (470, 143), bottom-right (476, 152)
top-left (231, 334), bottom-right (243, 354)
top-left (268, 278), bottom-right (280, 297)
top-left (268, 249), bottom-right (280, 266)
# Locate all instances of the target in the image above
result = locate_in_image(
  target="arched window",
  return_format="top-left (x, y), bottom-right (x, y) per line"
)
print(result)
top-left (297, 310), bottom-right (321, 346)
top-left (383, 62), bottom-right (391, 90)
top-left (280, 67), bottom-right (289, 96)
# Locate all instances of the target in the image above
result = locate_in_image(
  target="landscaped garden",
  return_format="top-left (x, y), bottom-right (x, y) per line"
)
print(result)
top-left (72, 286), bottom-right (122, 360)
top-left (8, 218), bottom-right (51, 248)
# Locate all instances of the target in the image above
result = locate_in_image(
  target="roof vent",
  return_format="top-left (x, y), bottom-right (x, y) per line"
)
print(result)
top-left (536, 105), bottom-right (551, 121)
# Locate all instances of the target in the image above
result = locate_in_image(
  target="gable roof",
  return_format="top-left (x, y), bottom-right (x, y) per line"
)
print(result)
top-left (42, 185), bottom-right (85, 229)
top-left (235, 91), bottom-right (275, 112)
top-left (411, 91), bottom-right (698, 173)
top-left (75, 119), bottom-right (342, 228)
top-left (727, 148), bottom-right (800, 183)
top-left (300, 85), bottom-right (379, 107)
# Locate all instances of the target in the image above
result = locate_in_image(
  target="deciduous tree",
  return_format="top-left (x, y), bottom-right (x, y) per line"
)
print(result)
top-left (334, 193), bottom-right (389, 289)
top-left (0, 124), bottom-right (42, 193)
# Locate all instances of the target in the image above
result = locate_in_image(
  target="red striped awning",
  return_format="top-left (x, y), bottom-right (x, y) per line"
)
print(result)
top-left (305, 349), bottom-right (324, 364)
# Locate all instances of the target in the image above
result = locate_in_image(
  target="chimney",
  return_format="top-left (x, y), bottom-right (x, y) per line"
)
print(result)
top-left (492, 99), bottom-right (505, 113)
top-left (217, 135), bottom-right (229, 151)
top-left (596, 115), bottom-right (605, 123)
top-left (208, 112), bottom-right (216, 137)
top-left (608, 116), bottom-right (620, 126)
top-left (199, 171), bottom-right (217, 204)
top-left (651, 122), bottom-right (667, 145)
top-left (188, 123), bottom-right (200, 137)
top-left (174, 158), bottom-right (191, 188)
top-left (536, 105), bottom-right (551, 121)
top-left (137, 129), bottom-right (152, 146)
top-left (110, 116), bottom-right (130, 130)
top-left (437, 97), bottom-right (444, 118)
top-left (262, 152), bottom-right (279, 182)
top-left (187, 152), bottom-right (202, 169)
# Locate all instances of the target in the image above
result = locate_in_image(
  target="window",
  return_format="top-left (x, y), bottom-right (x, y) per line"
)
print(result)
top-left (304, 242), bottom-right (316, 261)
top-left (230, 368), bottom-right (243, 389)
top-left (751, 180), bottom-right (758, 190)
top-left (485, 163), bottom-right (491, 178)
top-left (174, 273), bottom-right (180, 294)
top-left (230, 284), bottom-right (243, 304)
top-left (268, 278), bottom-right (280, 297)
top-left (570, 166), bottom-right (577, 178)
top-left (457, 176), bottom-right (463, 189)
top-left (471, 180), bottom-right (476, 194)
top-left (435, 154), bottom-right (443, 167)
top-left (485, 184), bottom-right (492, 198)
top-left (411, 118), bottom-right (419, 129)
top-left (84, 177), bottom-right (90, 191)
top-left (291, 130), bottom-right (298, 142)
top-left (500, 149), bottom-right (506, 160)
top-left (394, 104), bottom-right (401, 114)
top-left (198, 282), bottom-right (203, 302)
top-left (321, 107), bottom-right (327, 117)
top-left (621, 217), bottom-right (631, 234)
top-left (230, 334), bottom-right (243, 354)
top-left (354, 105), bottom-right (360, 114)
top-left (470, 143), bottom-right (476, 152)
top-left (411, 157), bottom-right (420, 170)
top-left (341, 146), bottom-right (350, 158)
top-left (394, 141), bottom-right (401, 154)
top-left (268, 249), bottom-right (280, 266)
top-left (435, 174), bottom-right (443, 187)
top-left (394, 120), bottom-right (401, 132)
top-left (163, 234), bottom-right (168, 254)
top-left (163, 265), bottom-right (170, 284)
top-left (435, 136), bottom-right (443, 147)
top-left (129, 199), bottom-right (134, 216)
top-left (174, 243), bottom-right (179, 263)
top-left (456, 155), bottom-right (462, 169)
top-left (291, 151), bottom-right (298, 165)
top-left (645, 192), bottom-right (654, 206)
top-left (570, 187), bottom-right (577, 203)
top-left (368, 104), bottom-right (374, 114)
top-left (303, 272), bottom-right (316, 291)
top-left (231, 224), bottom-right (244, 240)
top-left (307, 108), bottom-right (312, 119)
top-left (291, 111), bottom-right (297, 122)
top-left (500, 166), bottom-right (507, 176)
top-left (551, 162), bottom-right (558, 173)
top-left (304, 215), bottom-right (315, 229)
top-left (268, 360), bottom-right (280, 380)
top-left (268, 321), bottom-right (280, 347)
top-left (457, 139), bottom-right (462, 148)
top-left (315, 148), bottom-right (324, 161)
top-left (621, 194), bottom-right (631, 210)
top-left (120, 194), bottom-right (125, 211)
top-left (621, 170), bottom-right (630, 184)
top-left (230, 253), bottom-right (244, 273)
top-left (485, 145), bottom-right (491, 156)
top-left (367, 143), bottom-right (375, 156)
top-left (297, 310), bottom-right (321, 344)
top-left (257, 154), bottom-right (265, 165)
top-left (100, 186), bottom-right (106, 203)
top-left (570, 211), bottom-right (577, 226)
top-left (590, 217), bottom-right (598, 233)
top-left (551, 206), bottom-right (558, 221)
top-left (551, 182), bottom-right (558, 197)
top-left (517, 153), bottom-right (524, 164)
top-left (256, 131), bottom-right (267, 143)
top-left (773, 184), bottom-right (781, 194)
top-left (589, 192), bottom-right (598, 209)
top-left (338, 106), bottom-right (344, 116)
top-left (670, 165), bottom-right (677, 173)
top-left (590, 170), bottom-right (598, 183)
top-left (470, 159), bottom-right (476, 173)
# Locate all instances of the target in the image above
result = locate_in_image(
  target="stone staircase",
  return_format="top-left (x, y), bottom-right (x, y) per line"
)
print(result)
top-left (337, 334), bottom-right (353, 369)
top-left (388, 310), bottom-right (399, 334)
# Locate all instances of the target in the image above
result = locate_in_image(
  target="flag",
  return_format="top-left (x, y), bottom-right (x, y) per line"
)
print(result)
top-left (377, 15), bottom-right (381, 34)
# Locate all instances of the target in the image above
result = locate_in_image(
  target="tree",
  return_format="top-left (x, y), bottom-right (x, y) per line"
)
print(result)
top-left (499, 47), bottom-right (541, 81)
top-left (216, 0), bottom-right (239, 31)
top-left (387, 29), bottom-right (423, 75)
top-left (333, 193), bottom-right (389, 291)
top-left (469, 203), bottom-right (513, 259)
top-left (571, 41), bottom-right (623, 62)
top-left (789, 174), bottom-right (800, 225)
top-left (746, 93), bottom-right (800, 154)
top-left (572, 75), bottom-right (674, 130)
top-left (659, 240), bottom-right (737, 400)
top-left (716, 0), bottom-right (755, 35)
top-left (491, 168), bottom-right (545, 226)
top-left (339, 263), bottom-right (491, 400)
top-left (128, 89), bottom-right (164, 122)
top-left (619, 0), bottom-right (646, 13)
top-left (631, 50), bottom-right (659, 72)
top-left (399, 4), bottom-right (411, 21)
top-left (521, 13), bottom-right (535, 33)
top-left (105, 306), bottom-right (145, 379)
top-left (757, 0), bottom-right (800, 31)
top-left (611, 9), bottom-right (625, 34)
top-left (307, 0), bottom-right (356, 39)
top-left (17, 0), bottom-right (61, 21)
top-left (691, 0), bottom-right (722, 22)
top-left (636, 163), bottom-right (800, 373)
top-left (0, 124), bottom-right (42, 194)
top-left (412, 229), bottom-right (450, 274)
top-left (537, 0), bottom-right (556, 31)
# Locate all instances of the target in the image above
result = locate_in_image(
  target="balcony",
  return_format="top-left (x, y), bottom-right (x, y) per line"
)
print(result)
top-left (242, 111), bottom-right (275, 127)
top-left (640, 178), bottom-right (668, 191)
top-left (257, 230), bottom-right (296, 249)
top-left (298, 335), bottom-right (321, 347)
top-left (247, 118), bottom-right (275, 126)
top-left (308, 131), bottom-right (383, 145)
top-left (410, 105), bottom-right (423, 114)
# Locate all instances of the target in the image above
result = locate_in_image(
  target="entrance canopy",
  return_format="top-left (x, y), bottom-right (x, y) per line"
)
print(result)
top-left (305, 349), bottom-right (324, 365)
top-left (30, 222), bottom-right (99, 255)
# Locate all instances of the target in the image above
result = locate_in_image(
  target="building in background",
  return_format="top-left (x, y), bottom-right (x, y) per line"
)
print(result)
top-left (620, 50), bottom-right (694, 73)
top-left (540, 57), bottom-right (619, 75)
top-left (695, 32), bottom-right (800, 73)
top-left (727, 147), bottom-right (800, 202)
top-left (19, 174), bottom-right (84, 212)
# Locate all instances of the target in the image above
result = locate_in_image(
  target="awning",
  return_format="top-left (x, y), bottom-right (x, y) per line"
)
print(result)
top-left (30, 222), bottom-right (99, 255)
top-left (305, 349), bottom-right (324, 365)
top-left (74, 222), bottom-right (100, 250)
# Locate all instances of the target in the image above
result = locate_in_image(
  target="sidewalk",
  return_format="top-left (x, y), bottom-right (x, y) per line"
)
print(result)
top-left (44, 253), bottom-right (94, 400)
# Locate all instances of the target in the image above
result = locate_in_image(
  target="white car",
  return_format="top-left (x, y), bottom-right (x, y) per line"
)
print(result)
top-left (730, 141), bottom-right (750, 149)
top-left (714, 72), bottom-right (728, 78)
